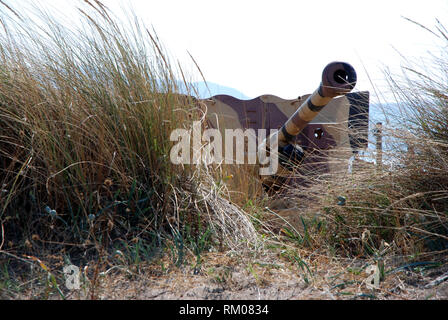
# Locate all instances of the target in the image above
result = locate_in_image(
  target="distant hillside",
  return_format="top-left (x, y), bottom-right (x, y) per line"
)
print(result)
top-left (178, 81), bottom-right (251, 100)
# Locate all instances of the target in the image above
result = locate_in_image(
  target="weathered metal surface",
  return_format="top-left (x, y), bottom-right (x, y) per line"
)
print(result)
top-left (203, 92), bottom-right (369, 165)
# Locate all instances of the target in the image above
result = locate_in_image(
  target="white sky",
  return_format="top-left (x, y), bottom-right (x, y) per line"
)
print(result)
top-left (28, 0), bottom-right (448, 101)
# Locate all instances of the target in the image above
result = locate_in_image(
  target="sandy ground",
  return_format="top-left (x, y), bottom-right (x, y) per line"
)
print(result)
top-left (62, 252), bottom-right (448, 300)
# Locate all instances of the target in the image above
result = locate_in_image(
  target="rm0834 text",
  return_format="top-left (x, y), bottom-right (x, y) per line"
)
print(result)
top-left (223, 304), bottom-right (269, 315)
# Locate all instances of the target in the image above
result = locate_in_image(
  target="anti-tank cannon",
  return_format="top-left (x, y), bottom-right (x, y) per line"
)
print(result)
top-left (202, 62), bottom-right (370, 189)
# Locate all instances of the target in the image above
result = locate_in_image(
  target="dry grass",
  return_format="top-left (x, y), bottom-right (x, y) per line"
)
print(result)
top-left (0, 0), bottom-right (258, 298)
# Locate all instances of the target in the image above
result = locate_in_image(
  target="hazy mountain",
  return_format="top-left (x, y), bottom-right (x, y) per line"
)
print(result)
top-left (178, 81), bottom-right (251, 100)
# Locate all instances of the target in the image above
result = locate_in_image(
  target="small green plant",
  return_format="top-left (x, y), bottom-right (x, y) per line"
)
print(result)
top-left (169, 229), bottom-right (186, 268)
top-left (280, 249), bottom-right (312, 284)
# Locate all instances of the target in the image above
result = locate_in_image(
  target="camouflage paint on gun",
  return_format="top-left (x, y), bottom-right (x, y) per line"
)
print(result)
top-left (276, 62), bottom-right (357, 148)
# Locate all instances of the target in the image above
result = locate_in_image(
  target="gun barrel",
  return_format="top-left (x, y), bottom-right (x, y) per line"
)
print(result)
top-left (278, 61), bottom-right (357, 147)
